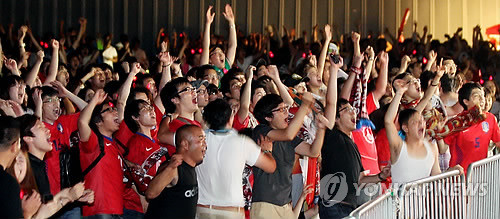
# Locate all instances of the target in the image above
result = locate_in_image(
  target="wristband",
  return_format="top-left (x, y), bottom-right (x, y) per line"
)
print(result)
top-left (350, 66), bottom-right (362, 75)
top-left (377, 173), bottom-right (385, 181)
top-left (262, 150), bottom-right (272, 154)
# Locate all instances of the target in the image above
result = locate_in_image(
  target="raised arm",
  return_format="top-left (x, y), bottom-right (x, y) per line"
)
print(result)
top-left (18, 26), bottom-right (28, 68)
top-left (317, 24), bottom-right (332, 81)
top-left (340, 32), bottom-right (362, 100)
top-left (295, 114), bottom-right (328, 157)
top-left (423, 50), bottom-right (437, 72)
top-left (266, 92), bottom-right (313, 141)
top-left (414, 63), bottom-right (445, 113)
top-left (324, 54), bottom-right (343, 129)
top-left (25, 50), bottom-right (44, 88)
top-left (397, 55), bottom-right (411, 75)
top-left (384, 80), bottom-right (407, 163)
top-left (51, 81), bottom-right (87, 111)
top-left (117, 62), bottom-right (140, 122)
top-left (72, 18), bottom-right (87, 50)
top-left (372, 51), bottom-right (389, 100)
top-left (253, 135), bottom-right (276, 173)
top-left (223, 4), bottom-right (237, 66)
top-left (154, 53), bottom-right (176, 113)
top-left (200, 6), bottom-right (215, 65)
top-left (267, 65), bottom-right (293, 106)
top-left (43, 39), bottom-right (60, 85)
top-left (145, 154), bottom-right (182, 200)
top-left (78, 90), bottom-right (107, 142)
top-left (364, 46), bottom-right (375, 82)
top-left (237, 66), bottom-right (255, 122)
top-left (26, 28), bottom-right (43, 51)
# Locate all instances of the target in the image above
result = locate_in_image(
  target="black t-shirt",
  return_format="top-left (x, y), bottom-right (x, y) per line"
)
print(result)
top-left (0, 165), bottom-right (23, 218)
top-left (321, 128), bottom-right (364, 206)
top-left (29, 153), bottom-right (53, 203)
top-left (145, 161), bottom-right (198, 219)
top-left (251, 124), bottom-right (303, 206)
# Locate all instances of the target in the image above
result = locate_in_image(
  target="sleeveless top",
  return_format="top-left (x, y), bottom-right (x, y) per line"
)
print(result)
top-left (145, 162), bottom-right (198, 219)
top-left (391, 140), bottom-right (434, 185)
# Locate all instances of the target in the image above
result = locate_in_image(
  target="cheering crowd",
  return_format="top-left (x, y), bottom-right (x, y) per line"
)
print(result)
top-left (1, 4), bottom-right (500, 219)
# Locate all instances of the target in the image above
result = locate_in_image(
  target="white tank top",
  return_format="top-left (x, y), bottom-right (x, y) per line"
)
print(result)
top-left (391, 140), bottom-right (434, 184)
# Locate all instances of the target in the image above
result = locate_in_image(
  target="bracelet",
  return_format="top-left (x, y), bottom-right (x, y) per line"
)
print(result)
top-left (229, 24), bottom-right (236, 29)
top-left (377, 173), bottom-right (385, 181)
top-left (262, 150), bottom-right (272, 154)
top-left (162, 65), bottom-right (170, 68)
top-left (368, 57), bottom-right (375, 61)
top-left (350, 66), bottom-right (362, 75)
top-left (431, 83), bottom-right (439, 86)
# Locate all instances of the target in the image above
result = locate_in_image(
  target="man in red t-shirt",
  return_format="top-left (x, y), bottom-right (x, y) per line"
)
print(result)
top-left (444, 83), bottom-right (500, 174)
top-left (38, 85), bottom-right (87, 196)
top-left (158, 77), bottom-right (202, 155)
top-left (78, 90), bottom-right (125, 217)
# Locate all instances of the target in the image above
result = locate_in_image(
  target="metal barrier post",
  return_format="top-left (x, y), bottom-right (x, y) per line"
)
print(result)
top-left (466, 154), bottom-right (500, 219)
top-left (349, 191), bottom-right (395, 219)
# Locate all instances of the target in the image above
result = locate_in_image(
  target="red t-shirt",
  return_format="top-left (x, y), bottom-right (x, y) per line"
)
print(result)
top-left (43, 113), bottom-right (80, 195)
top-left (233, 114), bottom-right (250, 131)
top-left (375, 128), bottom-right (391, 169)
top-left (114, 121), bottom-right (134, 151)
top-left (366, 92), bottom-right (379, 115)
top-left (166, 117), bottom-right (201, 155)
top-left (123, 133), bottom-right (165, 213)
top-left (352, 126), bottom-right (380, 175)
top-left (80, 131), bottom-right (124, 216)
top-left (444, 112), bottom-right (500, 174)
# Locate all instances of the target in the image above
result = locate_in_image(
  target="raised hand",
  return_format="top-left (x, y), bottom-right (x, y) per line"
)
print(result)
top-left (302, 92), bottom-right (314, 106)
top-left (315, 114), bottom-right (329, 130)
top-left (79, 17), bottom-right (87, 26)
top-left (161, 41), bottom-right (168, 53)
top-left (50, 81), bottom-right (69, 97)
top-left (351, 31), bottom-right (360, 43)
top-left (92, 89), bottom-right (108, 105)
top-left (246, 65), bottom-right (256, 80)
top-left (159, 52), bottom-right (177, 66)
top-left (329, 53), bottom-right (344, 68)
top-left (36, 50), bottom-right (45, 61)
top-left (33, 88), bottom-right (43, 107)
top-left (206, 6), bottom-right (215, 24)
top-left (18, 25), bottom-right (28, 41)
top-left (366, 46), bottom-right (375, 59)
top-left (4, 58), bottom-right (18, 71)
top-left (324, 24), bottom-right (332, 40)
top-left (428, 50), bottom-right (437, 63)
top-left (222, 4), bottom-right (235, 24)
top-left (378, 51), bottom-right (389, 65)
top-left (130, 62), bottom-right (141, 75)
top-left (266, 65), bottom-right (280, 81)
top-left (51, 39), bottom-right (60, 50)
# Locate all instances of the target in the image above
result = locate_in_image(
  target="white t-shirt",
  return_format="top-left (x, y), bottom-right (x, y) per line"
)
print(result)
top-left (102, 46), bottom-right (118, 69)
top-left (196, 129), bottom-right (261, 207)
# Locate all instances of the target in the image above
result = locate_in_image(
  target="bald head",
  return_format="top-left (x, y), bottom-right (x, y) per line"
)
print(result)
top-left (175, 125), bottom-right (201, 151)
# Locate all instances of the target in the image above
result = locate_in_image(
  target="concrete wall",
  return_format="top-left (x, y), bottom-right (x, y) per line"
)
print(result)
top-left (1, 0), bottom-right (499, 53)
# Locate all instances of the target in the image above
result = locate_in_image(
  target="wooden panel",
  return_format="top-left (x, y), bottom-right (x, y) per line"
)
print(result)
top-left (383, 0), bottom-right (397, 38)
top-left (333, 0), bottom-right (345, 41)
top-left (417, 0), bottom-right (431, 34)
top-left (188, 0), bottom-right (202, 37)
top-left (268, 0), bottom-right (280, 29)
top-left (251, 0), bottom-right (263, 33)
top-left (235, 0), bottom-right (248, 35)
top-left (366, 0), bottom-right (380, 35)
top-left (449, 0), bottom-right (463, 37)
top-left (434, 0), bottom-right (448, 41)
top-left (300, 0), bottom-right (312, 35)
top-left (317, 0), bottom-right (329, 28)
top-left (284, 0), bottom-right (296, 31)
top-left (349, 0), bottom-right (361, 33)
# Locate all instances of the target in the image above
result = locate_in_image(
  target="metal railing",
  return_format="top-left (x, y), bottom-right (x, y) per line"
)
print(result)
top-left (349, 190), bottom-right (394, 219)
top-left (466, 154), bottom-right (500, 219)
top-left (396, 169), bottom-right (466, 219)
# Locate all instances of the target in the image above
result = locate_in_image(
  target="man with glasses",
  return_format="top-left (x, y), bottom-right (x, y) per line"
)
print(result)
top-left (78, 90), bottom-right (126, 217)
top-left (158, 77), bottom-right (202, 156)
top-left (37, 84), bottom-right (87, 213)
top-left (250, 92), bottom-right (327, 218)
top-left (191, 80), bottom-right (210, 125)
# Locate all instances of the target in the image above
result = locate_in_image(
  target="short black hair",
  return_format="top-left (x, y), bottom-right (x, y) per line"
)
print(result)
top-left (398, 108), bottom-right (418, 135)
top-left (419, 70), bottom-right (435, 91)
top-left (124, 99), bottom-right (150, 133)
top-left (458, 82), bottom-right (482, 109)
top-left (203, 99), bottom-right (232, 130)
top-left (160, 77), bottom-right (191, 114)
top-left (104, 81), bottom-right (122, 100)
top-left (129, 87), bottom-right (153, 104)
top-left (220, 73), bottom-right (239, 96)
top-left (90, 100), bottom-right (114, 130)
top-left (248, 81), bottom-right (266, 103)
top-left (336, 98), bottom-right (350, 118)
top-left (254, 94), bottom-right (283, 125)
top-left (0, 116), bottom-right (21, 151)
top-left (440, 74), bottom-right (453, 93)
top-left (196, 65), bottom-right (216, 80)
top-left (40, 86), bottom-right (59, 100)
top-left (17, 115), bottom-right (38, 149)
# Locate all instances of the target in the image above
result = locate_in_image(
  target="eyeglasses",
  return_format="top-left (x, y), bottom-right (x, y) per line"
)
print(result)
top-left (339, 106), bottom-right (356, 114)
top-left (177, 87), bottom-right (196, 95)
top-left (197, 89), bottom-right (208, 95)
top-left (140, 105), bottom-right (154, 112)
top-left (100, 107), bottom-right (118, 114)
top-left (272, 105), bottom-right (290, 114)
top-left (43, 97), bottom-right (62, 104)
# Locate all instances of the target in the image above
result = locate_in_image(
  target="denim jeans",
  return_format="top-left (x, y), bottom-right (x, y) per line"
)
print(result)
top-left (123, 208), bottom-right (144, 219)
top-left (59, 207), bottom-right (81, 219)
top-left (83, 214), bottom-right (123, 219)
top-left (319, 201), bottom-right (355, 219)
